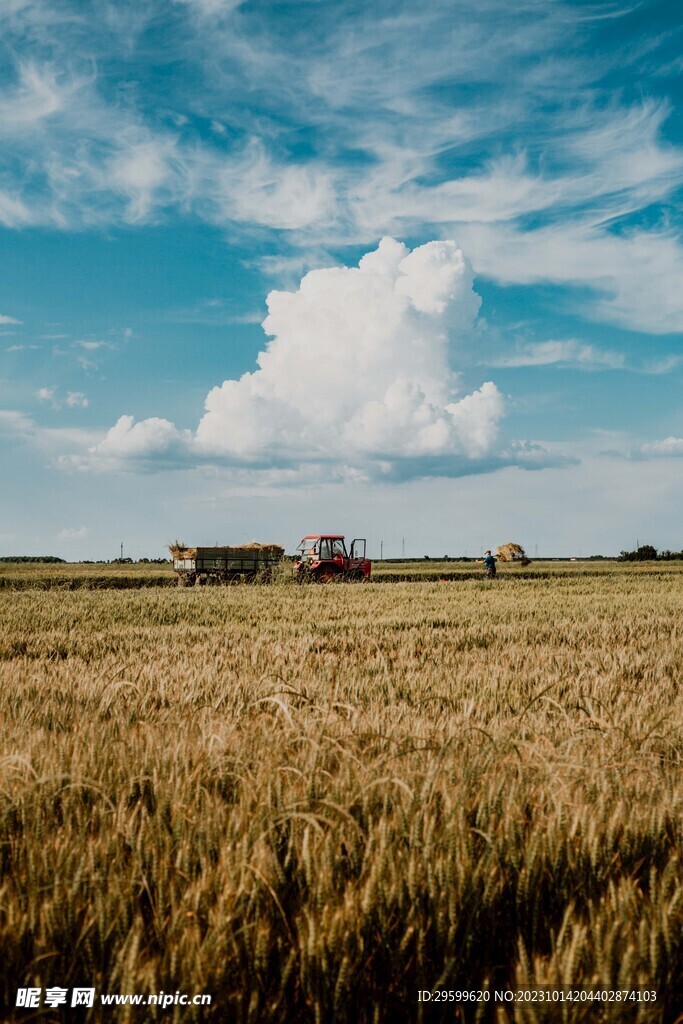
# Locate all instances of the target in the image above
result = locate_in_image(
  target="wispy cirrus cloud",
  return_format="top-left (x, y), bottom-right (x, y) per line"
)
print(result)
top-left (72, 340), bottom-right (115, 351)
top-left (0, 407), bottom-right (98, 451)
top-left (485, 340), bottom-right (626, 370)
top-left (456, 219), bottom-right (683, 334)
top-left (57, 525), bottom-right (89, 539)
top-left (482, 340), bottom-right (682, 374)
top-left (635, 437), bottom-right (683, 458)
top-left (0, 409), bottom-right (34, 437)
top-left (174, 0), bottom-right (244, 17)
top-left (1, 1), bottom-right (683, 334)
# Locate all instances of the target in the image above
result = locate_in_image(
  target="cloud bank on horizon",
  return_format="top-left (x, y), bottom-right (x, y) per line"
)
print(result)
top-left (73, 238), bottom-right (566, 479)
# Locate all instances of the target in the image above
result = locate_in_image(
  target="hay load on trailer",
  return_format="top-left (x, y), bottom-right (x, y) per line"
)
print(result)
top-left (170, 541), bottom-right (285, 586)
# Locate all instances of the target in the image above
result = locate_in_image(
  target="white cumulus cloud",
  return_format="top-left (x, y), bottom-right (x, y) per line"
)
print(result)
top-left (37, 386), bottom-right (58, 406)
top-left (194, 238), bottom-right (502, 468)
top-left (75, 239), bottom-right (512, 476)
top-left (93, 414), bottom-right (191, 460)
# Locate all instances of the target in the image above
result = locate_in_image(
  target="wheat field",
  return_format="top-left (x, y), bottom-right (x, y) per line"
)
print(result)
top-left (1, 567), bottom-right (682, 1021)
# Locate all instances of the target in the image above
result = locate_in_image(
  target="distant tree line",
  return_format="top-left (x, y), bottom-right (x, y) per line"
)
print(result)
top-left (0, 556), bottom-right (170, 564)
top-left (0, 555), bottom-right (66, 563)
top-left (618, 545), bottom-right (683, 561)
top-left (110, 557), bottom-right (170, 564)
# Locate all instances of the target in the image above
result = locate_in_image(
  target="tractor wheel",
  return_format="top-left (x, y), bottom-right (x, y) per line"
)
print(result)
top-left (349, 569), bottom-right (366, 582)
top-left (313, 567), bottom-right (341, 584)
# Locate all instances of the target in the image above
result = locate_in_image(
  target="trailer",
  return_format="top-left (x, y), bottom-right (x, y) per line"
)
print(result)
top-left (171, 544), bottom-right (285, 586)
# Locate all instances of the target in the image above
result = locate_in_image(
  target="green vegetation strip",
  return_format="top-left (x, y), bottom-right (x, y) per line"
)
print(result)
top-left (0, 560), bottom-right (681, 588)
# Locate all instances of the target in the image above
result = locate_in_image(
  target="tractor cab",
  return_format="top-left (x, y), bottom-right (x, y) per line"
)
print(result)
top-left (294, 534), bottom-right (371, 582)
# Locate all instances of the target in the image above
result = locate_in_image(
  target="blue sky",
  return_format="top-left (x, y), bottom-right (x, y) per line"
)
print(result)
top-left (1, 0), bottom-right (682, 558)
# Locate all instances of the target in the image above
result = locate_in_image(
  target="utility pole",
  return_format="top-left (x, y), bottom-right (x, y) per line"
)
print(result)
top-left (380, 540), bottom-right (383, 561)
top-left (402, 536), bottom-right (405, 558)
top-left (120, 542), bottom-right (123, 560)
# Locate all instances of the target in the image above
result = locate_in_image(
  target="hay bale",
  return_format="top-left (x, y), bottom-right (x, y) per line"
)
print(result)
top-left (496, 542), bottom-right (530, 566)
top-left (240, 542), bottom-right (285, 554)
top-left (168, 541), bottom-right (192, 558)
top-left (168, 544), bottom-right (196, 559)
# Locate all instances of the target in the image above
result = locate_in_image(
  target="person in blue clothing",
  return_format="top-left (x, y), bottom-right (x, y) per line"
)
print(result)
top-left (482, 549), bottom-right (497, 578)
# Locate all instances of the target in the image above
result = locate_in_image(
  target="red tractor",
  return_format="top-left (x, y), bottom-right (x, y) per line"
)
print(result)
top-left (294, 535), bottom-right (371, 582)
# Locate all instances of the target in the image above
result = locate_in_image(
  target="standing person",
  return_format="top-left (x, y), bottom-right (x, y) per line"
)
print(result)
top-left (481, 549), bottom-right (497, 578)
